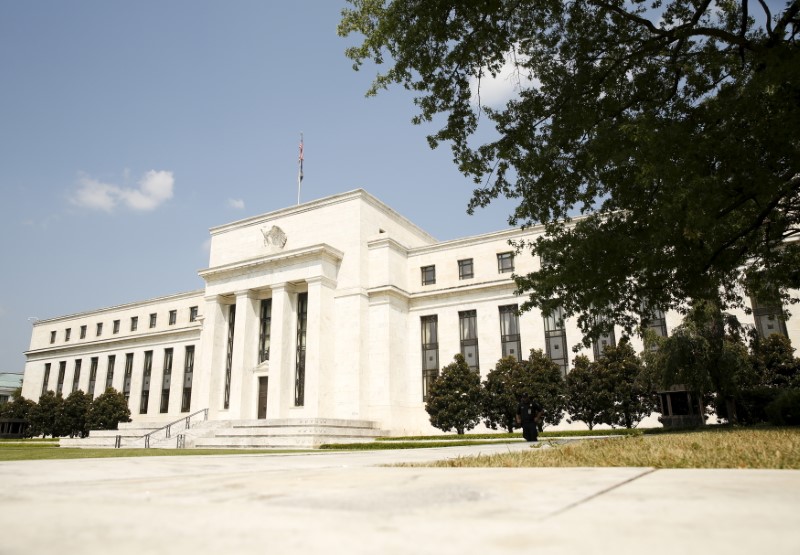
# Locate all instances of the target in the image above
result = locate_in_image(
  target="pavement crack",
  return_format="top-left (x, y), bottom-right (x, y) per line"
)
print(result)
top-left (541, 468), bottom-right (658, 521)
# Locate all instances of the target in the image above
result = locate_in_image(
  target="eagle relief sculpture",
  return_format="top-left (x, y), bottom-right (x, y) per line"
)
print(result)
top-left (261, 225), bottom-right (288, 250)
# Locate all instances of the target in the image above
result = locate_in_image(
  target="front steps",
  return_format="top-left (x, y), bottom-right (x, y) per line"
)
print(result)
top-left (60, 418), bottom-right (387, 449)
top-left (194, 418), bottom-right (387, 449)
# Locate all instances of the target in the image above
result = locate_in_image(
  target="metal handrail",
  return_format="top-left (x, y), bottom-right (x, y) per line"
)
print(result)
top-left (114, 408), bottom-right (208, 448)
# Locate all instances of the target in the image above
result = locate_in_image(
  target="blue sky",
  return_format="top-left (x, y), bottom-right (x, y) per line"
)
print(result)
top-left (0, 1), bottom-right (517, 374)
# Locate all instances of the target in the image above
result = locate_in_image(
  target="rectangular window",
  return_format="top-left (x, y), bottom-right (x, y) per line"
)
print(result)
top-left (459, 310), bottom-right (479, 370)
top-left (113, 320), bottom-right (120, 334)
top-left (544, 306), bottom-right (568, 376)
top-left (71, 359), bottom-right (82, 393)
top-left (50, 331), bottom-right (56, 344)
top-left (41, 363), bottom-right (51, 397)
top-left (295, 293), bottom-right (308, 406)
top-left (140, 350), bottom-right (153, 414)
top-left (189, 306), bottom-right (198, 322)
top-left (223, 305), bottom-right (236, 409)
top-left (96, 322), bottom-right (103, 337)
top-left (421, 315), bottom-right (439, 401)
top-left (421, 265), bottom-right (436, 285)
top-left (641, 304), bottom-right (668, 343)
top-left (106, 355), bottom-right (116, 391)
top-left (182, 345), bottom-right (194, 412)
top-left (56, 361), bottom-right (66, 395)
top-left (131, 316), bottom-right (138, 331)
top-left (259, 299), bottom-right (272, 363)
top-left (160, 348), bottom-right (173, 413)
top-left (499, 305), bottom-right (522, 361)
top-left (497, 252), bottom-right (515, 273)
top-left (458, 258), bottom-right (474, 280)
top-left (169, 310), bottom-right (177, 325)
top-left (88, 357), bottom-right (98, 398)
top-left (149, 313), bottom-right (157, 328)
top-left (751, 297), bottom-right (788, 339)
top-left (80, 325), bottom-right (87, 339)
top-left (592, 322), bottom-right (617, 361)
top-left (123, 353), bottom-right (133, 403)
top-left (65, 328), bottom-right (71, 342)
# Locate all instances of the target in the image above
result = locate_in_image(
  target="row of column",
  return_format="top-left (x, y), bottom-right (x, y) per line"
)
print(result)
top-left (197, 277), bottom-right (335, 420)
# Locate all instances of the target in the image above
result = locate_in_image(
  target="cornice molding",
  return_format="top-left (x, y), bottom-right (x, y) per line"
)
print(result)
top-left (198, 243), bottom-right (344, 282)
top-left (25, 327), bottom-right (201, 360)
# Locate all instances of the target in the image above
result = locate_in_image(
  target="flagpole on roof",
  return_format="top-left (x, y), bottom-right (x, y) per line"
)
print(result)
top-left (297, 132), bottom-right (304, 205)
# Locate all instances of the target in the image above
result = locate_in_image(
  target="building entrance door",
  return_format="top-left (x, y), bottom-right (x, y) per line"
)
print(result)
top-left (257, 377), bottom-right (268, 419)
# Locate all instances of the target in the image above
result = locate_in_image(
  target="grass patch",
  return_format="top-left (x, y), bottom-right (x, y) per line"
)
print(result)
top-left (0, 438), bottom-right (59, 442)
top-left (320, 440), bottom-right (521, 450)
top-left (408, 428), bottom-right (800, 469)
top-left (378, 428), bottom-right (644, 441)
top-left (0, 444), bottom-right (311, 461)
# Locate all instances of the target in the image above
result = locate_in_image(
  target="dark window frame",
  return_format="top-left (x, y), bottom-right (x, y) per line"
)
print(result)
top-left (497, 252), bottom-right (515, 274)
top-left (295, 293), bottom-right (308, 407)
top-left (421, 315), bottom-right (439, 401)
top-left (459, 310), bottom-right (479, 370)
top-left (499, 305), bottom-right (522, 361)
top-left (421, 265), bottom-right (436, 286)
top-left (458, 258), bottom-right (474, 280)
top-left (544, 306), bottom-right (568, 376)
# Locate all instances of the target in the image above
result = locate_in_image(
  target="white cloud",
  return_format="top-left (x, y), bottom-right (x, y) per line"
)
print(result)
top-left (470, 50), bottom-right (539, 108)
top-left (228, 198), bottom-right (245, 210)
top-left (72, 177), bottom-right (118, 212)
top-left (71, 170), bottom-right (174, 212)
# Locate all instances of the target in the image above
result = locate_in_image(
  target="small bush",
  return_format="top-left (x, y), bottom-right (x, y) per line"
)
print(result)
top-left (765, 389), bottom-right (800, 426)
top-left (736, 387), bottom-right (782, 425)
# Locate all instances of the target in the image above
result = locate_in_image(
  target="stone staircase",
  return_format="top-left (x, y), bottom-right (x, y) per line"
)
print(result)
top-left (194, 418), bottom-right (388, 449)
top-left (60, 416), bottom-right (387, 449)
top-left (60, 420), bottom-right (171, 448)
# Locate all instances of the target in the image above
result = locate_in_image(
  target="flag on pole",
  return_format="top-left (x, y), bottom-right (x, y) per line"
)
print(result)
top-left (298, 134), bottom-right (304, 183)
top-left (297, 133), bottom-right (304, 205)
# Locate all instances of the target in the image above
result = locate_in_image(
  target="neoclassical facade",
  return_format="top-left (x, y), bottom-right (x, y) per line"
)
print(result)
top-left (21, 190), bottom-right (800, 434)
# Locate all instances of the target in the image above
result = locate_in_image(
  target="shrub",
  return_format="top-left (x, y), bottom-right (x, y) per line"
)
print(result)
top-left (425, 354), bottom-right (483, 435)
top-left (766, 389), bottom-right (800, 426)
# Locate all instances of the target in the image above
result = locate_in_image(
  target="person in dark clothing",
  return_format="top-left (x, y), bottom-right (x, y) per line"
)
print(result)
top-left (517, 396), bottom-right (541, 442)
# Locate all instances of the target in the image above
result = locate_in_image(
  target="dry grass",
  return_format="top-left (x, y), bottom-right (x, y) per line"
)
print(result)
top-left (418, 428), bottom-right (800, 469)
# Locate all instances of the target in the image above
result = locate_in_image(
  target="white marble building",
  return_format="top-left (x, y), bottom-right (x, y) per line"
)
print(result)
top-left (21, 190), bottom-right (800, 435)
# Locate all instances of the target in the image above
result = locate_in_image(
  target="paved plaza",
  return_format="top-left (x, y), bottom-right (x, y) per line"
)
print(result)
top-left (1, 442), bottom-right (799, 555)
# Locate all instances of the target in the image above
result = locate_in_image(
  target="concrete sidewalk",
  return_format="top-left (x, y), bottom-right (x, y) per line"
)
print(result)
top-left (1, 442), bottom-right (798, 555)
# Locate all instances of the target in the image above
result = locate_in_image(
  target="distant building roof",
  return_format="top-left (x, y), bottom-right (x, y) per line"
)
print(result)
top-left (0, 373), bottom-right (23, 390)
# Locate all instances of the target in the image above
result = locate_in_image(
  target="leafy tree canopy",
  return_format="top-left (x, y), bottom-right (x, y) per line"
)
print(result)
top-left (519, 349), bottom-right (567, 428)
top-left (482, 356), bottom-right (524, 432)
top-left (62, 390), bottom-right (92, 438)
top-left (28, 391), bottom-right (66, 438)
top-left (340, 0), bottom-right (800, 343)
top-left (565, 355), bottom-right (614, 430)
top-left (597, 340), bottom-right (658, 428)
top-left (426, 354), bottom-right (483, 434)
top-left (87, 388), bottom-right (131, 431)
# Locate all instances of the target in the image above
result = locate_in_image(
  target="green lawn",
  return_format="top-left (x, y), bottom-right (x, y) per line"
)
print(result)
top-left (0, 443), bottom-right (310, 461)
top-left (3, 427), bottom-right (798, 468)
top-left (409, 428), bottom-right (800, 469)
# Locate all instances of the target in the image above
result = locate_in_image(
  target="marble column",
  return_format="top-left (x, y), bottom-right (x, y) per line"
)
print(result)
top-left (194, 295), bottom-right (230, 420)
top-left (267, 282), bottom-right (294, 418)
top-left (303, 276), bottom-right (336, 417)
top-left (229, 290), bottom-right (259, 419)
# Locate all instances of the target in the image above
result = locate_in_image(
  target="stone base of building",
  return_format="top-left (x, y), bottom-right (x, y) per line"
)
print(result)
top-left (658, 414), bottom-right (706, 429)
top-left (59, 418), bottom-right (388, 449)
